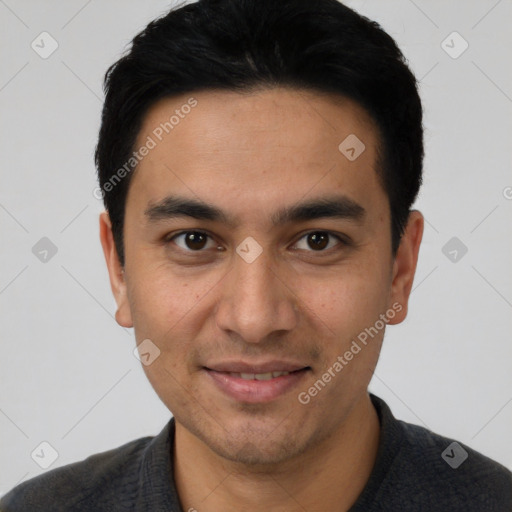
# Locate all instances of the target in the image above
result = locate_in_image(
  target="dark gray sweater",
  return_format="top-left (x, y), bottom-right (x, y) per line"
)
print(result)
top-left (1, 394), bottom-right (511, 511)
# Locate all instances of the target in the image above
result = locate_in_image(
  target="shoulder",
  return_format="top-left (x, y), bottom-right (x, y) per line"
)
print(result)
top-left (365, 395), bottom-right (512, 511)
top-left (393, 418), bottom-right (512, 509)
top-left (0, 435), bottom-right (154, 512)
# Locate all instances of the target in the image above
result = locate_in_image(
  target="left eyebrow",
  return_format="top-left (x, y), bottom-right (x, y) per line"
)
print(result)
top-left (271, 195), bottom-right (366, 226)
top-left (144, 194), bottom-right (366, 228)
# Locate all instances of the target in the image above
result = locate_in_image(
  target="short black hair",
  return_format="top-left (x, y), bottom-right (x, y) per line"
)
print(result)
top-left (95, 0), bottom-right (423, 266)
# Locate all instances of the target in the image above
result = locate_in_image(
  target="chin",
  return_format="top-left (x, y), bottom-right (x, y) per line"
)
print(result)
top-left (215, 433), bottom-right (304, 467)
top-left (190, 415), bottom-right (315, 467)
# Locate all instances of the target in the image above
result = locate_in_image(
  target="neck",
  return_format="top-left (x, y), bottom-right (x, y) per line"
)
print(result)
top-left (173, 393), bottom-right (380, 512)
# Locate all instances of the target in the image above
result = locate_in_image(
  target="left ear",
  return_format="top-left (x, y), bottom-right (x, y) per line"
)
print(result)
top-left (387, 210), bottom-right (424, 325)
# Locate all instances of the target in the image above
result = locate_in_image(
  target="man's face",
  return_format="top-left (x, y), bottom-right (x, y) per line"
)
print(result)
top-left (104, 88), bottom-right (411, 465)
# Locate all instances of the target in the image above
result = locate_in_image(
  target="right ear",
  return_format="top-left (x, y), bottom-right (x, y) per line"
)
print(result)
top-left (99, 212), bottom-right (133, 328)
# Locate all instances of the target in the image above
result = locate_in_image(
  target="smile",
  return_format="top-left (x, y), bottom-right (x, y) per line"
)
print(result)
top-left (204, 367), bottom-right (310, 403)
top-left (229, 371), bottom-right (291, 380)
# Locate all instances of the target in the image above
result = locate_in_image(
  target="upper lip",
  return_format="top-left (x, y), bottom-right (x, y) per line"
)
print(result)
top-left (205, 361), bottom-right (309, 374)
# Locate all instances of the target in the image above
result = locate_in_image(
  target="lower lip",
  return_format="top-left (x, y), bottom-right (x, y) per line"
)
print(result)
top-left (204, 368), bottom-right (309, 404)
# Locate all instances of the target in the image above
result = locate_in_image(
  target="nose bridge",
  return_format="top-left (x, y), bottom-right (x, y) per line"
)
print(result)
top-left (215, 247), bottom-right (298, 343)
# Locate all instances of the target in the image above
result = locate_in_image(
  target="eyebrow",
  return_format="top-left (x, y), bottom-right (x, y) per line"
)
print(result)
top-left (144, 194), bottom-right (366, 228)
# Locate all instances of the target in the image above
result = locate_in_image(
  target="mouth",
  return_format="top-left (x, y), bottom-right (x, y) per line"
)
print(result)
top-left (223, 370), bottom-right (295, 380)
top-left (203, 364), bottom-right (311, 404)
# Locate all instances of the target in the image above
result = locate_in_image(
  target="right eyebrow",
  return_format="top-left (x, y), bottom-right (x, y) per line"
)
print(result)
top-left (145, 195), bottom-right (234, 226)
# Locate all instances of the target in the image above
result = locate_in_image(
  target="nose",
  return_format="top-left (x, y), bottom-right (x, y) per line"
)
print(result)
top-left (214, 247), bottom-right (299, 344)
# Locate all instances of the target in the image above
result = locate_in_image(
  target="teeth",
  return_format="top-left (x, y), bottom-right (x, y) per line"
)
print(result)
top-left (272, 371), bottom-right (290, 378)
top-left (255, 372), bottom-right (273, 381)
top-left (231, 371), bottom-right (291, 380)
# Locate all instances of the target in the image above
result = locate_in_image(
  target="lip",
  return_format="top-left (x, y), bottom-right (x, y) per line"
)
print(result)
top-left (205, 360), bottom-right (308, 374)
top-left (204, 366), bottom-right (310, 404)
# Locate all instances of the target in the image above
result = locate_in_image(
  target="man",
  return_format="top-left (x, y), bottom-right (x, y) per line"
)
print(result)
top-left (2, 0), bottom-right (511, 510)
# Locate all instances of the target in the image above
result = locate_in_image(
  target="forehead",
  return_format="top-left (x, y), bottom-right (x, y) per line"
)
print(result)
top-left (127, 87), bottom-right (386, 228)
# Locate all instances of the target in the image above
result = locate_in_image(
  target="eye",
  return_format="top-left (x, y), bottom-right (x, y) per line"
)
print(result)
top-left (166, 230), bottom-right (347, 255)
top-left (293, 231), bottom-right (345, 252)
top-left (169, 231), bottom-right (219, 252)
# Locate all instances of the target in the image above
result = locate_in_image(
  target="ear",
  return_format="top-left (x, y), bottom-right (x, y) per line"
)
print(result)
top-left (99, 212), bottom-right (133, 328)
top-left (387, 210), bottom-right (424, 325)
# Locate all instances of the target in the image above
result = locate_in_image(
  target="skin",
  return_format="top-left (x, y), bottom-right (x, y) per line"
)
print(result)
top-left (100, 88), bottom-right (423, 511)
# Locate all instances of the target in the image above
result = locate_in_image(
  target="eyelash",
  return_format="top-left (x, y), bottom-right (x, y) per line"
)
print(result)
top-left (165, 230), bottom-right (349, 255)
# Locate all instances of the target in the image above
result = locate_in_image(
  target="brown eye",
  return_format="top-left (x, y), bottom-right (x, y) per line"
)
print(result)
top-left (307, 232), bottom-right (329, 250)
top-left (294, 231), bottom-right (344, 252)
top-left (171, 231), bottom-right (216, 251)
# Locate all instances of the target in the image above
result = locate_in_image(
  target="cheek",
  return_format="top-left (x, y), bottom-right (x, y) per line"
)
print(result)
top-left (128, 269), bottom-right (205, 406)
top-left (127, 264), bottom-right (222, 338)
top-left (295, 263), bottom-right (390, 337)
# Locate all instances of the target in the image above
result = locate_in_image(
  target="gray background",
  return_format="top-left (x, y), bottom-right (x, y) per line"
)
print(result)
top-left (1, 0), bottom-right (511, 494)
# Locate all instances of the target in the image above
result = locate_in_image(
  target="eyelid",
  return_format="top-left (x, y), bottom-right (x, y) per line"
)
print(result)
top-left (166, 230), bottom-right (220, 252)
top-left (166, 229), bottom-right (349, 253)
top-left (291, 230), bottom-right (348, 253)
